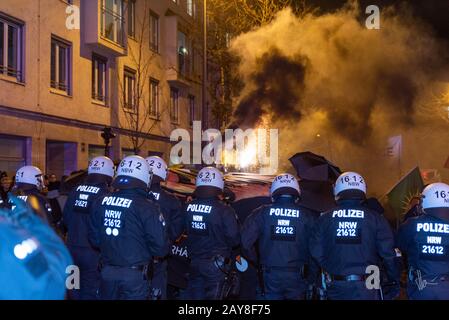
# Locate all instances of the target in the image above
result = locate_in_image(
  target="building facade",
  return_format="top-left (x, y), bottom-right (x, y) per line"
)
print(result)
top-left (0, 0), bottom-right (209, 178)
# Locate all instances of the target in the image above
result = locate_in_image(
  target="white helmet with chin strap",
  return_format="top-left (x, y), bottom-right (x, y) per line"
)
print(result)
top-left (270, 173), bottom-right (300, 197)
top-left (196, 167), bottom-right (224, 190)
top-left (421, 182), bottom-right (449, 210)
top-left (15, 166), bottom-right (44, 189)
top-left (115, 155), bottom-right (152, 186)
top-left (88, 156), bottom-right (115, 178)
top-left (145, 156), bottom-right (168, 180)
top-left (334, 172), bottom-right (366, 199)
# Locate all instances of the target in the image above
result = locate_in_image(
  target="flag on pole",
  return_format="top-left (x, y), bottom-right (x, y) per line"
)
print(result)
top-left (421, 169), bottom-right (441, 184)
top-left (386, 166), bottom-right (424, 223)
top-left (386, 135), bottom-right (402, 158)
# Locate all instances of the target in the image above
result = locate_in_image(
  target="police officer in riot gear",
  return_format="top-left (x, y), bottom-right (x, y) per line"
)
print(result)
top-left (398, 182), bottom-right (449, 300)
top-left (63, 156), bottom-right (115, 300)
top-left (241, 173), bottom-right (316, 300)
top-left (310, 172), bottom-right (400, 300)
top-left (12, 166), bottom-right (55, 226)
top-left (0, 196), bottom-right (73, 299)
top-left (145, 156), bottom-right (183, 300)
top-left (184, 167), bottom-right (240, 300)
top-left (88, 155), bottom-right (168, 300)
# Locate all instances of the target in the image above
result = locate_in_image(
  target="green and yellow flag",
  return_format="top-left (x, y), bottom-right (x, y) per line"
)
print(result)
top-left (386, 166), bottom-right (424, 226)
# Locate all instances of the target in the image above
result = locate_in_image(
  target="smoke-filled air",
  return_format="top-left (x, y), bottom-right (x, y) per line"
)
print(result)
top-left (230, 1), bottom-right (449, 195)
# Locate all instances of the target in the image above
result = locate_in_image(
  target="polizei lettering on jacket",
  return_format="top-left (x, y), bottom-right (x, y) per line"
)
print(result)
top-left (332, 209), bottom-right (364, 218)
top-left (417, 223), bottom-right (449, 234)
top-left (269, 208), bottom-right (299, 218)
top-left (186, 204), bottom-right (212, 213)
top-left (101, 196), bottom-right (133, 208)
top-left (76, 185), bottom-right (100, 194)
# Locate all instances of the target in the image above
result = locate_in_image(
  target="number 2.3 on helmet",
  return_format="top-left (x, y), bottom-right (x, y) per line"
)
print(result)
top-left (145, 156), bottom-right (168, 180)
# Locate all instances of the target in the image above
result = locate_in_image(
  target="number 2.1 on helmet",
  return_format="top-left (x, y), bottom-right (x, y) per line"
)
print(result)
top-left (15, 166), bottom-right (44, 190)
top-left (88, 156), bottom-right (115, 178)
top-left (196, 167), bottom-right (224, 190)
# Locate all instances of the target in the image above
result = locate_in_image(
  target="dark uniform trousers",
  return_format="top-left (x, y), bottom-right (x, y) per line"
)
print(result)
top-left (151, 259), bottom-right (168, 300)
top-left (99, 265), bottom-right (150, 300)
top-left (407, 278), bottom-right (449, 300)
top-left (327, 281), bottom-right (380, 300)
top-left (68, 245), bottom-right (100, 300)
top-left (185, 258), bottom-right (226, 300)
top-left (259, 268), bottom-right (306, 300)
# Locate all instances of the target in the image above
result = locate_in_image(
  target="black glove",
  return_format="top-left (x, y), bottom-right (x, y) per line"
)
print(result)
top-left (382, 282), bottom-right (401, 300)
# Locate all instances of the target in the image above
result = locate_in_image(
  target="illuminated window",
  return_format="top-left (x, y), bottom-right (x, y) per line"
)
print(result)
top-left (101, 0), bottom-right (125, 46)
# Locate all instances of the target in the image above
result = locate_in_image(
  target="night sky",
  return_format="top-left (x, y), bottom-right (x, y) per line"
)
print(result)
top-left (304, 0), bottom-right (449, 41)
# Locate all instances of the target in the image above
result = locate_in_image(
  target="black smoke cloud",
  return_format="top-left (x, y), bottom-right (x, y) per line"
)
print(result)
top-left (231, 49), bottom-right (307, 128)
top-left (230, 3), bottom-right (447, 144)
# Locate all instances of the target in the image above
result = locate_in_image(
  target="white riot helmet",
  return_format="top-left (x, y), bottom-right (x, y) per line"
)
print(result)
top-left (421, 182), bottom-right (449, 210)
top-left (88, 156), bottom-right (115, 178)
top-left (15, 166), bottom-right (44, 189)
top-left (196, 167), bottom-right (224, 190)
top-left (334, 172), bottom-right (367, 199)
top-left (270, 173), bottom-right (301, 198)
top-left (145, 156), bottom-right (168, 180)
top-left (115, 155), bottom-right (152, 186)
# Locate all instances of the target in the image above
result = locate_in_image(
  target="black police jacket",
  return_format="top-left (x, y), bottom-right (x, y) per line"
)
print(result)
top-left (241, 196), bottom-right (316, 269)
top-left (398, 208), bottom-right (449, 277)
top-left (149, 183), bottom-right (183, 244)
top-left (63, 175), bottom-right (111, 247)
top-left (309, 199), bottom-right (399, 282)
top-left (88, 187), bottom-right (168, 267)
top-left (12, 184), bottom-right (54, 225)
top-left (185, 197), bottom-right (240, 260)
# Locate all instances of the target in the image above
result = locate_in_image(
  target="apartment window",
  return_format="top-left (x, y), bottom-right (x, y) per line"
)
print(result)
top-left (150, 79), bottom-right (159, 119)
top-left (51, 36), bottom-right (71, 94)
top-left (92, 54), bottom-right (107, 103)
top-left (0, 15), bottom-right (23, 82)
top-left (123, 68), bottom-right (136, 111)
top-left (189, 95), bottom-right (195, 125)
top-left (128, 0), bottom-right (135, 38)
top-left (178, 31), bottom-right (190, 76)
top-left (0, 134), bottom-right (27, 175)
top-left (149, 11), bottom-right (159, 53)
top-left (101, 0), bottom-right (125, 46)
top-left (170, 88), bottom-right (179, 124)
top-left (88, 145), bottom-right (107, 160)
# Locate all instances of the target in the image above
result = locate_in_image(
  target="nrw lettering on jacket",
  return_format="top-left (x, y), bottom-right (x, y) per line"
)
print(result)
top-left (101, 196), bottom-right (133, 208)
